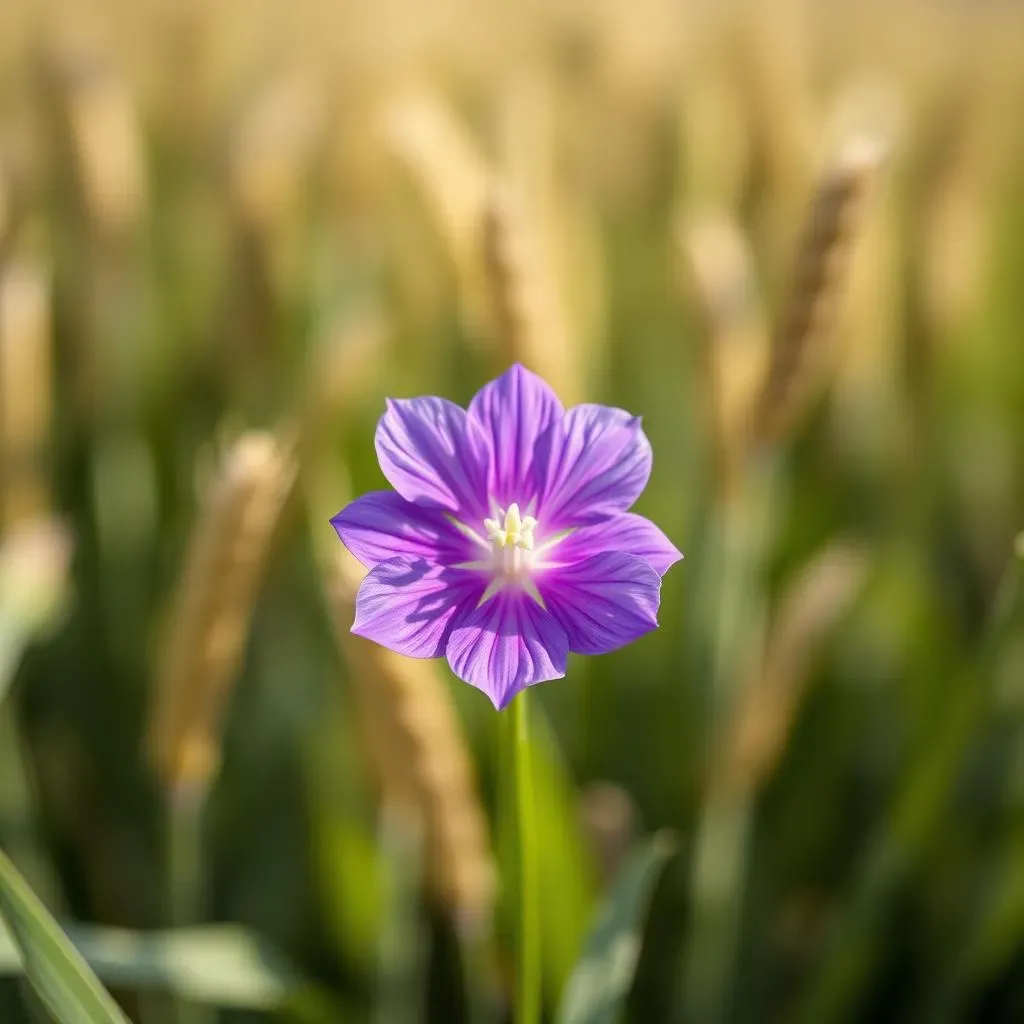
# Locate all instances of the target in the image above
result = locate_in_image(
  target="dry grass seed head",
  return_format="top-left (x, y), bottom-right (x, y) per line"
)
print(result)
top-left (751, 135), bottom-right (886, 447)
top-left (56, 48), bottom-right (147, 237)
top-left (148, 431), bottom-right (297, 796)
top-left (481, 185), bottom-right (580, 401)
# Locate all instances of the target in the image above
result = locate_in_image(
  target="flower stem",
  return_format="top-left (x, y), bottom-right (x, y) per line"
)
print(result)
top-left (510, 691), bottom-right (540, 1024)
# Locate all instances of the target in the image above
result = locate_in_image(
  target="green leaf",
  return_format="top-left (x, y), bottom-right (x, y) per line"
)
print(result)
top-left (0, 847), bottom-right (130, 1023)
top-left (0, 921), bottom-right (300, 1009)
top-left (557, 833), bottom-right (677, 1024)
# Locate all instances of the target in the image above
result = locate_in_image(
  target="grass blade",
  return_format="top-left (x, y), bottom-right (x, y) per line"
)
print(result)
top-left (0, 848), bottom-right (130, 1023)
top-left (557, 833), bottom-right (677, 1024)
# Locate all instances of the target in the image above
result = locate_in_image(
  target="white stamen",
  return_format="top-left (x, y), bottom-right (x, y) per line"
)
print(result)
top-left (455, 502), bottom-right (573, 609)
top-left (445, 514), bottom-right (491, 550)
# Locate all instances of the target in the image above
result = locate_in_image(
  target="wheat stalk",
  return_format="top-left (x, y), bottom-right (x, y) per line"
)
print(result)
top-left (0, 259), bottom-right (53, 532)
top-left (751, 135), bottom-right (886, 446)
top-left (480, 184), bottom-right (579, 399)
top-left (57, 51), bottom-right (147, 237)
top-left (301, 328), bottom-right (496, 930)
top-left (0, 159), bottom-right (10, 258)
top-left (323, 542), bottom-right (496, 932)
top-left (148, 431), bottom-right (297, 798)
top-left (383, 90), bottom-right (490, 281)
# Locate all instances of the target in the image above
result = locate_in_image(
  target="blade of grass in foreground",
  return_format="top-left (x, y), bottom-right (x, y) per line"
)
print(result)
top-left (557, 833), bottom-right (677, 1024)
top-left (0, 847), bottom-right (130, 1024)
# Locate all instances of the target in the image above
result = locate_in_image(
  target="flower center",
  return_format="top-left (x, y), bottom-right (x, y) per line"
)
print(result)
top-left (485, 503), bottom-right (536, 552)
top-left (447, 501), bottom-right (570, 608)
top-left (483, 503), bottom-right (537, 577)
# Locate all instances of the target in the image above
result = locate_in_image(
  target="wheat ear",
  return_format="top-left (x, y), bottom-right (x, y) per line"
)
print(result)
top-left (481, 186), bottom-right (580, 398)
top-left (58, 52), bottom-right (147, 236)
top-left (148, 431), bottom-right (297, 797)
top-left (752, 136), bottom-right (886, 446)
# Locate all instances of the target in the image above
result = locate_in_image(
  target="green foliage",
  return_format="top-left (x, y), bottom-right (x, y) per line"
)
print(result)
top-left (557, 834), bottom-right (677, 1024)
top-left (0, 849), bottom-right (129, 1023)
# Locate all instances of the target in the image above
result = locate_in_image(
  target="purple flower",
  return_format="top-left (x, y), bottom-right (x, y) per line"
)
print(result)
top-left (332, 364), bottom-right (682, 710)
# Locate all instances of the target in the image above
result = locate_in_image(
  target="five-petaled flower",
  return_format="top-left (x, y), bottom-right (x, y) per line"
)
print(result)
top-left (331, 364), bottom-right (682, 710)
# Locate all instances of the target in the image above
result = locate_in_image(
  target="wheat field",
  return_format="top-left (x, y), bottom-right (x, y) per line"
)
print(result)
top-left (1, 0), bottom-right (1024, 1021)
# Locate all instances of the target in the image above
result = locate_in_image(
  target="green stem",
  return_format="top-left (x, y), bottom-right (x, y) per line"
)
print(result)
top-left (511, 691), bottom-right (540, 1024)
top-left (167, 786), bottom-right (214, 1024)
top-left (681, 459), bottom-right (776, 1024)
top-left (458, 923), bottom-right (501, 1024)
top-left (375, 803), bottom-right (426, 1024)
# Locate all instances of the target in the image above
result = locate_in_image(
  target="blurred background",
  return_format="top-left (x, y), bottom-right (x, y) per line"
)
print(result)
top-left (1, 0), bottom-right (1024, 1021)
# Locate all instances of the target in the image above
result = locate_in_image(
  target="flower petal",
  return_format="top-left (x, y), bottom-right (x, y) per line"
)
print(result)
top-left (538, 551), bottom-right (662, 655)
top-left (375, 396), bottom-right (489, 516)
top-left (467, 363), bottom-right (564, 509)
top-left (537, 405), bottom-right (653, 526)
top-left (549, 513), bottom-right (683, 576)
top-left (446, 590), bottom-right (568, 710)
top-left (331, 491), bottom-right (472, 569)
top-left (352, 556), bottom-right (485, 659)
